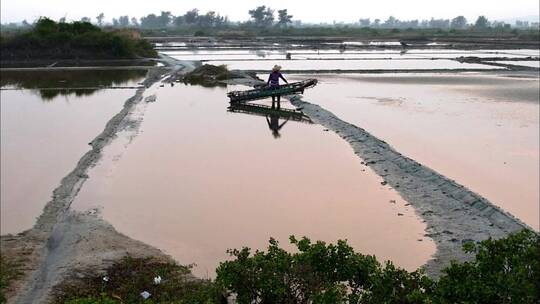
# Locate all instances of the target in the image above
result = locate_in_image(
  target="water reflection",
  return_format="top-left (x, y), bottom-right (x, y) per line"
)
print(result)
top-left (0, 70), bottom-right (146, 100)
top-left (228, 102), bottom-right (313, 138)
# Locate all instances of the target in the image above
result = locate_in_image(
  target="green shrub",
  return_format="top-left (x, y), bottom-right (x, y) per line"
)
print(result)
top-left (0, 17), bottom-right (157, 59)
top-left (216, 236), bottom-right (434, 303)
top-left (52, 230), bottom-right (539, 304)
top-left (217, 230), bottom-right (538, 303)
top-left (434, 229), bottom-right (540, 304)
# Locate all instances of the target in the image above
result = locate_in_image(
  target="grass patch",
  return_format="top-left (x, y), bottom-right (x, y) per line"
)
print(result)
top-left (52, 256), bottom-right (223, 303)
top-left (0, 255), bottom-right (24, 304)
top-left (182, 64), bottom-right (233, 87)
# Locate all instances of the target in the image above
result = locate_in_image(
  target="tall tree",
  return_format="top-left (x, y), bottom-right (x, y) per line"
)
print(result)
top-left (140, 12), bottom-right (171, 29)
top-left (248, 6), bottom-right (274, 27)
top-left (80, 17), bottom-right (91, 23)
top-left (118, 16), bottom-right (130, 27)
top-left (277, 9), bottom-right (293, 27)
top-left (475, 16), bottom-right (489, 29)
top-left (451, 16), bottom-right (467, 29)
top-left (131, 17), bottom-right (139, 27)
top-left (184, 9), bottom-right (199, 25)
top-left (158, 11), bottom-right (172, 27)
top-left (429, 18), bottom-right (450, 28)
top-left (197, 11), bottom-right (211, 27)
top-left (140, 14), bottom-right (159, 28)
top-left (383, 16), bottom-right (397, 28)
top-left (96, 13), bottom-right (104, 26)
top-left (359, 18), bottom-right (370, 27)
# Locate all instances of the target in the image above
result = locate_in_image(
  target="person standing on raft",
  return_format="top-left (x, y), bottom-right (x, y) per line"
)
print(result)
top-left (267, 65), bottom-right (288, 109)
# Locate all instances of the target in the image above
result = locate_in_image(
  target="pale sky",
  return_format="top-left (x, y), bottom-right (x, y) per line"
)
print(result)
top-left (1, 0), bottom-right (539, 24)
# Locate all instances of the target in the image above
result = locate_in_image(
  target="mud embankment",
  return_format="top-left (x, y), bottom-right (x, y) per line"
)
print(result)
top-left (287, 95), bottom-right (531, 277)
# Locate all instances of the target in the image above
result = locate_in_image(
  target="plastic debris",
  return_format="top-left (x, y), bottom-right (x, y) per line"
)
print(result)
top-left (102, 276), bottom-right (109, 282)
top-left (153, 275), bottom-right (162, 285)
top-left (140, 291), bottom-right (151, 299)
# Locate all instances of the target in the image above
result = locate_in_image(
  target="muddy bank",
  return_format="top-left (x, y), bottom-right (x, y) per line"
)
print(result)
top-left (457, 56), bottom-right (540, 71)
top-left (181, 64), bottom-right (252, 86)
top-left (0, 59), bottom-right (157, 69)
top-left (0, 63), bottom-right (186, 303)
top-left (287, 94), bottom-right (531, 276)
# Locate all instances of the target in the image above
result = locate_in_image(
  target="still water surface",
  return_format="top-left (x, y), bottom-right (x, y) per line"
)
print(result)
top-left (72, 83), bottom-right (436, 277)
top-left (0, 70), bottom-right (146, 234)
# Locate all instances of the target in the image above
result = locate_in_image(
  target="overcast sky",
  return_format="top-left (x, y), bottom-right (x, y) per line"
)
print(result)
top-left (1, 0), bottom-right (539, 24)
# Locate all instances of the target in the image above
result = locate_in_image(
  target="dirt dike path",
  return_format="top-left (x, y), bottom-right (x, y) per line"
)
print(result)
top-left (1, 58), bottom-right (196, 304)
top-left (287, 94), bottom-right (532, 277)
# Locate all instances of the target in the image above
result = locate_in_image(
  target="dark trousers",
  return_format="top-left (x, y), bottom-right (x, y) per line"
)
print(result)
top-left (270, 86), bottom-right (280, 109)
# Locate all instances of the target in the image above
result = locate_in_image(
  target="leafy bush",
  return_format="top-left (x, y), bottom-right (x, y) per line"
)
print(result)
top-left (51, 230), bottom-right (539, 304)
top-left (434, 230), bottom-right (540, 303)
top-left (216, 236), bottom-right (434, 303)
top-left (0, 17), bottom-right (157, 60)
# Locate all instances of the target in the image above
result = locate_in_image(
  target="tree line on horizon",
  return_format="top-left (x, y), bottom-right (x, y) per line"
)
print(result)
top-left (3, 6), bottom-right (539, 31)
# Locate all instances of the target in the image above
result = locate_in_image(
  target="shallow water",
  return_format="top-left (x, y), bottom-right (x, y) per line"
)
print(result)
top-left (72, 83), bottom-right (435, 277)
top-left (0, 88), bottom-right (141, 234)
top-left (0, 70), bottom-right (146, 234)
top-left (164, 49), bottom-right (537, 60)
top-left (165, 48), bottom-right (537, 64)
top-left (206, 59), bottom-right (502, 70)
top-left (293, 73), bottom-right (539, 230)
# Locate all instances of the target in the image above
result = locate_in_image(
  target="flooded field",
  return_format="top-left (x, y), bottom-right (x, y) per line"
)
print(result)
top-left (292, 73), bottom-right (539, 230)
top-left (1, 45), bottom-right (538, 295)
top-left (0, 70), bottom-right (146, 234)
top-left (208, 59), bottom-right (501, 71)
top-left (72, 83), bottom-right (436, 277)
top-left (165, 48), bottom-right (538, 71)
top-left (165, 49), bottom-right (539, 60)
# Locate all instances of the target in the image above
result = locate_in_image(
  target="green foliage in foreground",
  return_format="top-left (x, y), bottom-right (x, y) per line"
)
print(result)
top-left (0, 17), bottom-right (157, 60)
top-left (51, 229), bottom-right (539, 304)
top-left (217, 236), bottom-right (434, 303)
top-left (434, 230), bottom-right (540, 303)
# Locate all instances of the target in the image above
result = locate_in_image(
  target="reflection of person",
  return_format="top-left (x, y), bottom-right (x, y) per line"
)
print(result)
top-left (266, 114), bottom-right (289, 138)
top-left (267, 65), bottom-right (288, 109)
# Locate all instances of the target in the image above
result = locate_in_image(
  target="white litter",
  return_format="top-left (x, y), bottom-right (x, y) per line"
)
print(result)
top-left (140, 291), bottom-right (151, 299)
top-left (102, 276), bottom-right (109, 282)
top-left (153, 275), bottom-right (162, 285)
